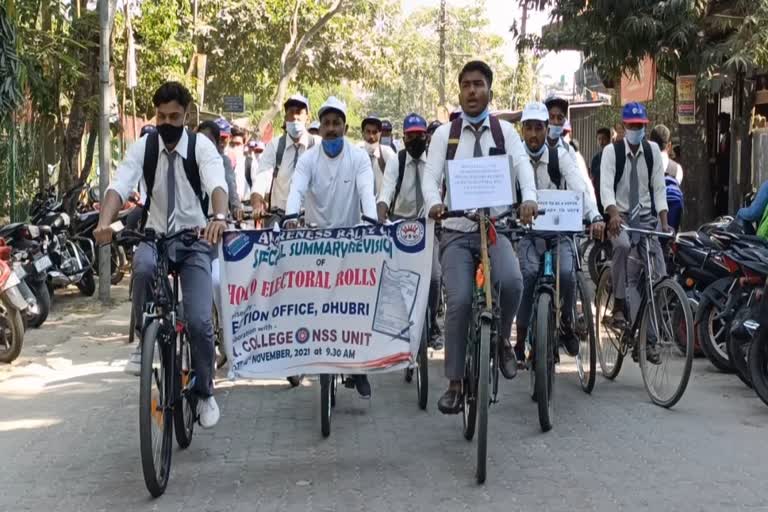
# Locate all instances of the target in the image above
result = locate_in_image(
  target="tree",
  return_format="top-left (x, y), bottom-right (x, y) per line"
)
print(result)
top-left (522, 0), bottom-right (768, 225)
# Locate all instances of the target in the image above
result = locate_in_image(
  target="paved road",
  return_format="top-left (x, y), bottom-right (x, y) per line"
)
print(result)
top-left (1, 284), bottom-right (767, 512)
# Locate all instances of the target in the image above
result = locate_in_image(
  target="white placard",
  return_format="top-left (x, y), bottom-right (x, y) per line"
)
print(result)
top-left (447, 155), bottom-right (514, 210)
top-left (533, 189), bottom-right (584, 232)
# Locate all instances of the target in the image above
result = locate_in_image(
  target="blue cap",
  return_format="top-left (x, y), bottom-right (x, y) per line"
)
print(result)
top-left (403, 113), bottom-right (427, 133)
top-left (381, 120), bottom-right (393, 131)
top-left (215, 117), bottom-right (232, 135)
top-left (284, 94), bottom-right (310, 111)
top-left (140, 125), bottom-right (156, 137)
top-left (622, 102), bottom-right (650, 124)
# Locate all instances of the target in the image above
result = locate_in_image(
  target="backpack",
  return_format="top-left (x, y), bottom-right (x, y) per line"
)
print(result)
top-left (267, 134), bottom-right (315, 208)
top-left (516, 145), bottom-right (560, 204)
top-left (443, 115), bottom-right (506, 201)
top-left (140, 130), bottom-right (206, 229)
top-left (665, 174), bottom-right (684, 231)
top-left (245, 156), bottom-right (253, 189)
top-left (613, 140), bottom-right (655, 215)
top-left (389, 150), bottom-right (409, 214)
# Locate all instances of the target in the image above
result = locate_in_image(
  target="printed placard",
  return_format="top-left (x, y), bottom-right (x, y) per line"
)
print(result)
top-left (533, 189), bottom-right (584, 232)
top-left (447, 155), bottom-right (514, 210)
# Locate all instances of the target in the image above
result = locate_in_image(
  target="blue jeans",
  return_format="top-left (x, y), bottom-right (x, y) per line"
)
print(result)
top-left (737, 181), bottom-right (768, 222)
top-left (133, 240), bottom-right (215, 398)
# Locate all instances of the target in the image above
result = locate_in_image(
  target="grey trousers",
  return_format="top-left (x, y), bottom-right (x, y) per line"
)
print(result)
top-left (440, 232), bottom-right (523, 380)
top-left (610, 218), bottom-right (666, 326)
top-left (517, 235), bottom-right (576, 329)
top-left (133, 241), bottom-right (215, 398)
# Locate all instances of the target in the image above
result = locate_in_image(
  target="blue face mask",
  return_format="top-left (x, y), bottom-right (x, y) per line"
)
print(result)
top-left (461, 107), bottom-right (490, 125)
top-left (548, 125), bottom-right (564, 140)
top-left (525, 143), bottom-right (546, 160)
top-left (625, 127), bottom-right (645, 145)
top-left (321, 136), bottom-right (344, 158)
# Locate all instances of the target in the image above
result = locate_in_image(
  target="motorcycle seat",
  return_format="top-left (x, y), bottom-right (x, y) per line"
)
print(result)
top-left (0, 222), bottom-right (25, 238)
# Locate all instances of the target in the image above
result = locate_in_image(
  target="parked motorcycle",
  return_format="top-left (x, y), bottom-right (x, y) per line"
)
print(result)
top-left (29, 184), bottom-right (96, 296)
top-left (0, 240), bottom-right (30, 363)
top-left (747, 283), bottom-right (768, 406)
top-left (1, 223), bottom-right (53, 327)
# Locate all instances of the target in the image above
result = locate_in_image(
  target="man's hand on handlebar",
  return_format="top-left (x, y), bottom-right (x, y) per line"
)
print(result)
top-left (590, 219), bottom-right (606, 240)
top-left (203, 218), bottom-right (227, 244)
top-left (429, 204), bottom-right (447, 220)
top-left (518, 200), bottom-right (539, 226)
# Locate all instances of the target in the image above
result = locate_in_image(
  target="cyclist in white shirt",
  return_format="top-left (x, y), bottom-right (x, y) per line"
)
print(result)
top-left (285, 96), bottom-right (377, 398)
top-left (360, 115), bottom-right (397, 194)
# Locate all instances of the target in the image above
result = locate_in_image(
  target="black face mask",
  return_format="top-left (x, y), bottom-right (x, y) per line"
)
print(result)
top-left (157, 123), bottom-right (184, 145)
top-left (405, 138), bottom-right (427, 159)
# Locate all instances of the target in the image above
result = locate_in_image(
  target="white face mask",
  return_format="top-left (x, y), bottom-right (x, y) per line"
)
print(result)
top-left (364, 141), bottom-right (379, 155)
top-left (286, 120), bottom-right (305, 139)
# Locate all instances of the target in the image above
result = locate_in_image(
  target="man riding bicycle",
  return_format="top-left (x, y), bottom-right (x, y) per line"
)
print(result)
top-left (422, 60), bottom-right (538, 414)
top-left (94, 82), bottom-right (229, 429)
top-left (514, 102), bottom-right (604, 364)
top-left (600, 102), bottom-right (670, 364)
top-left (376, 113), bottom-right (443, 350)
top-left (284, 96), bottom-right (378, 398)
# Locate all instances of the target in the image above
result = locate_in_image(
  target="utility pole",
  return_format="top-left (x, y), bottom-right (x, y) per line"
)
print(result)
top-left (520, 0), bottom-right (529, 37)
top-left (98, 0), bottom-right (112, 303)
top-left (438, 0), bottom-right (447, 110)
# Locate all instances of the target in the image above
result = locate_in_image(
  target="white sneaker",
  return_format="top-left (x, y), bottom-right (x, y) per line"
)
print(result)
top-left (197, 396), bottom-right (220, 429)
top-left (123, 348), bottom-right (142, 376)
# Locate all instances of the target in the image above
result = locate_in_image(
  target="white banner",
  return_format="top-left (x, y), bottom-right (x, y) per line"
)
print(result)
top-left (218, 219), bottom-right (434, 379)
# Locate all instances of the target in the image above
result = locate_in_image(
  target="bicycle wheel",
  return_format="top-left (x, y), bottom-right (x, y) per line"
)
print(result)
top-left (534, 292), bottom-right (555, 432)
top-left (139, 320), bottom-right (174, 497)
top-left (416, 312), bottom-right (429, 410)
top-left (462, 334), bottom-right (478, 441)
top-left (595, 267), bottom-right (624, 379)
top-left (173, 328), bottom-right (195, 449)
top-left (588, 240), bottom-right (611, 284)
top-left (476, 320), bottom-right (491, 484)
top-left (575, 272), bottom-right (597, 393)
top-left (320, 374), bottom-right (332, 437)
top-left (638, 278), bottom-right (694, 408)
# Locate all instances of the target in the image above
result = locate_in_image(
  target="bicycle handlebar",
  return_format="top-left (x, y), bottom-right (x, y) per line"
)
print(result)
top-left (621, 225), bottom-right (675, 239)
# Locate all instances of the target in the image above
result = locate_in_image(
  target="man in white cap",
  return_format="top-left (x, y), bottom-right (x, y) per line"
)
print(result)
top-left (251, 94), bottom-right (320, 221)
top-left (285, 96), bottom-right (377, 398)
top-left (514, 101), bottom-right (604, 364)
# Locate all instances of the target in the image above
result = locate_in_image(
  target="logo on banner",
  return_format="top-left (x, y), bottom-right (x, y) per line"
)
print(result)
top-left (296, 327), bottom-right (310, 344)
top-left (394, 220), bottom-right (425, 253)
top-left (223, 232), bottom-right (253, 261)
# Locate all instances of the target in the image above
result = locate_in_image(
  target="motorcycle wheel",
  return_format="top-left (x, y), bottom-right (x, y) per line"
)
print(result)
top-left (0, 296), bottom-right (25, 363)
top-left (695, 278), bottom-right (736, 372)
top-left (76, 269), bottom-right (96, 296)
top-left (27, 280), bottom-right (51, 328)
top-left (748, 331), bottom-right (768, 407)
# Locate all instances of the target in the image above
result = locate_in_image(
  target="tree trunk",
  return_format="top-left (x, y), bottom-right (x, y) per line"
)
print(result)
top-left (257, 68), bottom-right (296, 133)
top-left (61, 12), bottom-right (100, 195)
top-left (79, 124), bottom-right (97, 183)
top-left (679, 88), bottom-right (714, 229)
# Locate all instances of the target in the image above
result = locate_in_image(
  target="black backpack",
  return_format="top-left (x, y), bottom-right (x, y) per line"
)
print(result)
top-left (612, 140), bottom-right (655, 215)
top-left (266, 134), bottom-right (315, 208)
top-left (140, 130), bottom-right (207, 229)
top-left (516, 144), bottom-right (560, 203)
top-left (389, 150), bottom-right (409, 214)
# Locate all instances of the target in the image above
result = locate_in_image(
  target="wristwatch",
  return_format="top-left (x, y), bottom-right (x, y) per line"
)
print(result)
top-left (213, 213), bottom-right (226, 222)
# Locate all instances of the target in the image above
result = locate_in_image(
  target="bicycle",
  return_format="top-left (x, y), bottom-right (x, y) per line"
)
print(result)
top-left (117, 228), bottom-right (200, 497)
top-left (521, 226), bottom-right (597, 432)
top-left (440, 207), bottom-right (524, 484)
top-left (594, 225), bottom-right (694, 408)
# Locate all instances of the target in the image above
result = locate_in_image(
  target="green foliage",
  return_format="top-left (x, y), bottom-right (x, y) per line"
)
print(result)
top-left (364, 3), bottom-right (514, 126)
top-left (0, 5), bottom-right (23, 122)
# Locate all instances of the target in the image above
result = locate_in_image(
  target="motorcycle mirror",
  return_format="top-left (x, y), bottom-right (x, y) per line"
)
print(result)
top-left (88, 186), bottom-right (100, 203)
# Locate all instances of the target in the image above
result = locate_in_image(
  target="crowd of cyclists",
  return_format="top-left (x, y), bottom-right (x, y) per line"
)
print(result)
top-left (92, 58), bottom-right (678, 428)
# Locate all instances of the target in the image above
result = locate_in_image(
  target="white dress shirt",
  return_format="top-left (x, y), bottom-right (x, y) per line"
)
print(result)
top-left (531, 145), bottom-right (600, 221)
top-left (660, 151), bottom-right (684, 184)
top-left (600, 139), bottom-right (669, 214)
top-left (233, 155), bottom-right (254, 200)
top-left (422, 117), bottom-right (537, 232)
top-left (377, 150), bottom-right (426, 218)
top-left (359, 143), bottom-right (397, 194)
top-left (109, 129), bottom-right (227, 233)
top-left (552, 138), bottom-right (600, 218)
top-left (252, 131), bottom-right (320, 211)
top-left (285, 139), bottom-right (378, 228)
